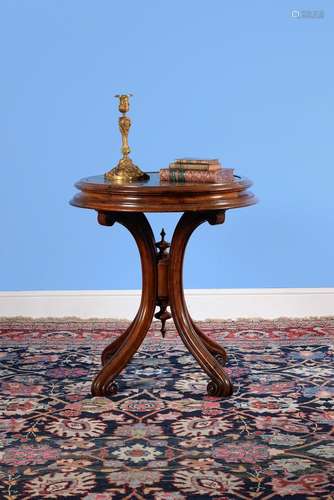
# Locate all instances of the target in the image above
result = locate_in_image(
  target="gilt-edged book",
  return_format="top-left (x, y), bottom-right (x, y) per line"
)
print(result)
top-left (160, 167), bottom-right (234, 183)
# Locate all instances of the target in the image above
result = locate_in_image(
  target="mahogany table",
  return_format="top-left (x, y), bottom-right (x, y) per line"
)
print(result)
top-left (70, 172), bottom-right (256, 398)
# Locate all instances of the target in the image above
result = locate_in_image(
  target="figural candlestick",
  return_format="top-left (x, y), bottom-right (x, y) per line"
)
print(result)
top-left (105, 94), bottom-right (149, 183)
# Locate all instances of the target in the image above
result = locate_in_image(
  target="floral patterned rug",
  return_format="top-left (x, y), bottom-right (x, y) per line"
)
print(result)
top-left (0, 317), bottom-right (334, 499)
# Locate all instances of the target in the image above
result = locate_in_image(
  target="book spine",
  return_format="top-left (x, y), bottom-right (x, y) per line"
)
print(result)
top-left (174, 158), bottom-right (220, 165)
top-left (169, 163), bottom-right (221, 172)
top-left (160, 168), bottom-right (234, 183)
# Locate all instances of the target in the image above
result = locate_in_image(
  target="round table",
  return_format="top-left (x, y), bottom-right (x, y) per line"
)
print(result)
top-left (70, 172), bottom-right (257, 398)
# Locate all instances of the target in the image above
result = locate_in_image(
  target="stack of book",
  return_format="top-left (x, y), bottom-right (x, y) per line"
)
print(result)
top-left (160, 158), bottom-right (234, 183)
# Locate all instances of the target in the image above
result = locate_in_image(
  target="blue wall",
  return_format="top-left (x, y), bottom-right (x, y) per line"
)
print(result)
top-left (1, 0), bottom-right (333, 291)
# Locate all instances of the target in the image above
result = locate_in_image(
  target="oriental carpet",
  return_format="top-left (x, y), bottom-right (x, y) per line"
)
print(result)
top-left (0, 317), bottom-right (333, 499)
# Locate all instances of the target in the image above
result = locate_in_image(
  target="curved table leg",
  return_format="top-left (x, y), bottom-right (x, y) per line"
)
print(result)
top-left (168, 210), bottom-right (233, 397)
top-left (101, 314), bottom-right (138, 366)
top-left (191, 320), bottom-right (227, 366)
top-left (92, 211), bottom-right (157, 397)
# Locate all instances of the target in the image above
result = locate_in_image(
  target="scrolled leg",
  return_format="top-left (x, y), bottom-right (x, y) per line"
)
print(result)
top-left (92, 211), bottom-right (157, 397)
top-left (191, 321), bottom-right (227, 366)
top-left (101, 316), bottom-right (138, 366)
top-left (190, 210), bottom-right (227, 364)
top-left (168, 210), bottom-right (233, 397)
top-left (96, 213), bottom-right (139, 366)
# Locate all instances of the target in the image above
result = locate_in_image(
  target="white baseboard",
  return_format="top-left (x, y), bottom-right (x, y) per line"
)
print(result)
top-left (0, 288), bottom-right (333, 319)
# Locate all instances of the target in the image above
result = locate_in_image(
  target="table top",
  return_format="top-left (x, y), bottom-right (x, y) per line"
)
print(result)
top-left (70, 172), bottom-right (257, 213)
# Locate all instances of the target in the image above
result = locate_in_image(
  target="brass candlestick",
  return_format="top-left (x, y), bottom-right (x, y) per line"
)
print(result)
top-left (105, 94), bottom-right (149, 183)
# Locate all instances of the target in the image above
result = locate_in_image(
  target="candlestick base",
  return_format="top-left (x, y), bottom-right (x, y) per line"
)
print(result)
top-left (105, 157), bottom-right (150, 183)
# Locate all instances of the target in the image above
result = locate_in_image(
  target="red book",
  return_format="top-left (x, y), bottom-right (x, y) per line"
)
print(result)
top-left (160, 168), bottom-right (234, 183)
